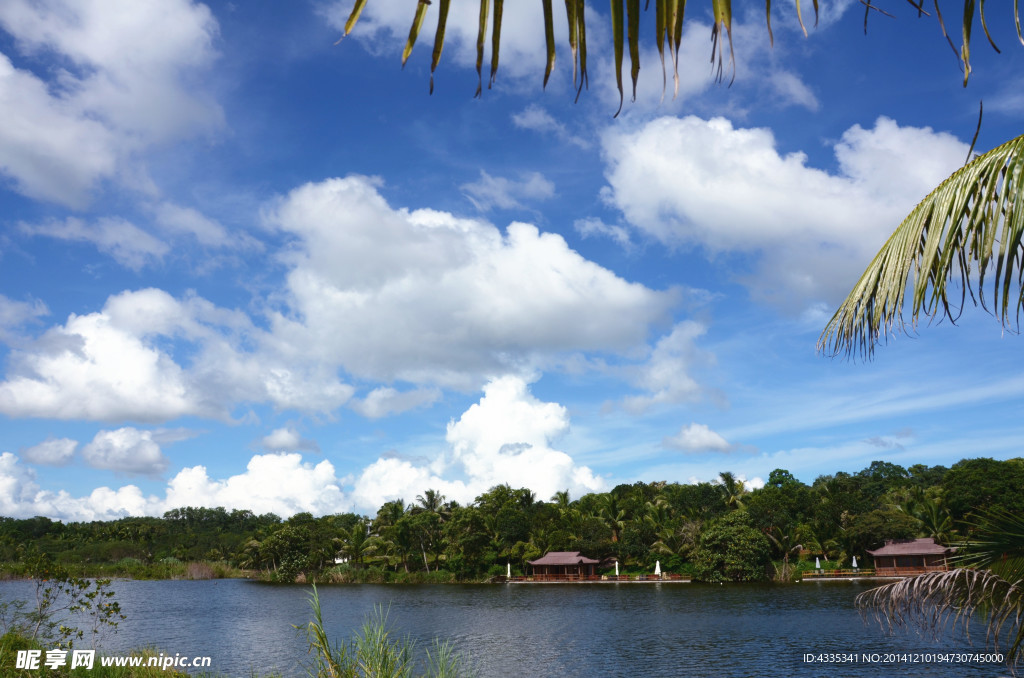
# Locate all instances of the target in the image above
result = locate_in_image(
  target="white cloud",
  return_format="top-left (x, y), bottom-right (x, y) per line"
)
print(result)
top-left (21, 437), bottom-right (77, 466)
top-left (0, 53), bottom-right (118, 207)
top-left (663, 423), bottom-right (731, 453)
top-left (0, 303), bottom-right (201, 422)
top-left (601, 115), bottom-right (967, 309)
top-left (348, 386), bottom-right (441, 419)
top-left (0, 294), bottom-right (48, 340)
top-left (0, 452), bottom-right (157, 521)
top-left (349, 375), bottom-right (605, 510)
top-left (82, 427), bottom-right (169, 477)
top-left (573, 217), bottom-right (632, 248)
top-left (267, 175), bottom-right (676, 390)
top-left (153, 202), bottom-right (262, 252)
top-left (260, 426), bottom-right (320, 453)
top-left (511, 105), bottom-right (590, 148)
top-left (165, 453), bottom-right (346, 517)
top-left (622, 321), bottom-right (713, 413)
top-left (20, 217), bottom-right (169, 270)
top-left (0, 376), bottom-right (605, 518)
top-left (0, 287), bottom-right (354, 422)
top-left (461, 170), bottom-right (556, 211)
top-left (0, 0), bottom-right (222, 206)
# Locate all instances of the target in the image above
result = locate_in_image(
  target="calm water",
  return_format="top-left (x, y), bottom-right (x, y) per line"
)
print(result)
top-left (0, 579), bottom-right (1013, 677)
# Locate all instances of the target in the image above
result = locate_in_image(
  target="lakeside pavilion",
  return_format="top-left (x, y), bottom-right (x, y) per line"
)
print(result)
top-left (527, 551), bottom-right (600, 579)
top-left (867, 537), bottom-right (955, 576)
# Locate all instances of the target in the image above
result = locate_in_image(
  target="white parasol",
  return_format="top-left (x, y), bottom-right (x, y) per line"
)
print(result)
top-left (654, 560), bottom-right (661, 576)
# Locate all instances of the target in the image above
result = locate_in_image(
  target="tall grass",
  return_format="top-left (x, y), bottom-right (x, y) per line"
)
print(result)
top-left (296, 585), bottom-right (472, 678)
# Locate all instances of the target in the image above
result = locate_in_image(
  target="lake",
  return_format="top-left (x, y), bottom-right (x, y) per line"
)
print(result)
top-left (0, 579), bottom-right (1012, 677)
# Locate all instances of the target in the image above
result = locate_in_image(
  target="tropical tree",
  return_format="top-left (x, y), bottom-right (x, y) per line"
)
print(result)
top-left (717, 471), bottom-right (746, 510)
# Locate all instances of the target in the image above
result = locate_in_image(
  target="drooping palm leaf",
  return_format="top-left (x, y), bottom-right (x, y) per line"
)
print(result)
top-left (338, 1), bottom-right (1019, 108)
top-left (819, 132), bottom-right (1024, 358)
top-left (856, 568), bottom-right (1024, 663)
top-left (857, 508), bottom-right (1024, 664)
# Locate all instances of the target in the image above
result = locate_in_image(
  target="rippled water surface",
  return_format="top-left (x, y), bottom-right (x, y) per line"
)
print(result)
top-left (0, 579), bottom-right (1012, 677)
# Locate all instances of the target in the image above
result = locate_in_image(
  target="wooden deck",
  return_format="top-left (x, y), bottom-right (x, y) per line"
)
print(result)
top-left (499, 573), bottom-right (691, 583)
top-left (802, 566), bottom-right (950, 579)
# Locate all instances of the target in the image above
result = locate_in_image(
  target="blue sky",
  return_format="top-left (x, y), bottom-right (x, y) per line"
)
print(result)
top-left (1, 0), bottom-right (1023, 520)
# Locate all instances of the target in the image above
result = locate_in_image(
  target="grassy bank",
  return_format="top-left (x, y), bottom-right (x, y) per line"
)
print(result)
top-left (0, 560), bottom-right (249, 582)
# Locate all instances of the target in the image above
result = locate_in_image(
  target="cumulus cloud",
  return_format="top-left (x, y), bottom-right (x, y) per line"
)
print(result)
top-left (601, 115), bottom-right (967, 309)
top-left (21, 437), bottom-right (77, 466)
top-left (461, 170), bottom-right (556, 212)
top-left (165, 453), bottom-right (345, 517)
top-left (267, 175), bottom-right (676, 390)
top-left (82, 427), bottom-right (169, 477)
top-left (20, 217), bottom-right (169, 271)
top-left (260, 426), bottom-right (320, 453)
top-left (350, 375), bottom-right (604, 510)
top-left (0, 287), bottom-right (354, 422)
top-left (0, 380), bottom-right (606, 519)
top-left (664, 423), bottom-right (731, 453)
top-left (0, 0), bottom-right (222, 206)
top-left (0, 176), bottom-right (677, 422)
top-left (0, 452), bottom-right (157, 521)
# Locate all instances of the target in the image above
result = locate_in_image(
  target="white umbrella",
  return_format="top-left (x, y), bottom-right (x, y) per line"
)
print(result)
top-left (815, 557), bottom-right (821, 569)
top-left (654, 560), bottom-right (661, 576)
top-left (852, 556), bottom-right (858, 569)
top-left (507, 562), bottom-right (511, 578)
top-left (615, 561), bottom-right (619, 576)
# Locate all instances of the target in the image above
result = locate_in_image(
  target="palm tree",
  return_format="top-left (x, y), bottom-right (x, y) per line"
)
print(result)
top-left (856, 508), bottom-right (1024, 664)
top-left (598, 493), bottom-right (627, 543)
top-left (717, 471), bottom-right (746, 510)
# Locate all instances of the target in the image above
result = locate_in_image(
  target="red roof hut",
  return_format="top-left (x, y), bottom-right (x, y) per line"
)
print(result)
top-left (867, 538), bottom-right (955, 576)
top-left (527, 551), bottom-right (600, 580)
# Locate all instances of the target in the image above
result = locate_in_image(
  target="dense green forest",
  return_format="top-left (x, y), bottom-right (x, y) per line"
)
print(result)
top-left (2, 457), bottom-right (1022, 584)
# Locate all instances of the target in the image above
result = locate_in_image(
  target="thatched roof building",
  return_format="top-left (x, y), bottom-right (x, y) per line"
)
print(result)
top-left (867, 537), bottom-right (955, 576)
top-left (527, 551), bottom-right (600, 578)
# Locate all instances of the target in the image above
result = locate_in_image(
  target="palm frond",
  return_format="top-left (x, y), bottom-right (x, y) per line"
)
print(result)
top-left (856, 568), bottom-right (1024, 662)
top-left (957, 507), bottom-right (1024, 582)
top-left (337, 1), bottom-right (1021, 107)
top-left (819, 132), bottom-right (1024, 358)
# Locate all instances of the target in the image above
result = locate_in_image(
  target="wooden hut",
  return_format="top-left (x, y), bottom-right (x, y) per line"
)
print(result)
top-left (527, 551), bottom-right (600, 580)
top-left (867, 537), bottom-right (955, 576)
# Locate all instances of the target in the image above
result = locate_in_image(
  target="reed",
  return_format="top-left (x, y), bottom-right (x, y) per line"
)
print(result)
top-left (296, 585), bottom-right (472, 678)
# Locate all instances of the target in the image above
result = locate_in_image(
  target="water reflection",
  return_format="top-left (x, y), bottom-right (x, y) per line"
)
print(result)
top-left (0, 579), bottom-right (1009, 677)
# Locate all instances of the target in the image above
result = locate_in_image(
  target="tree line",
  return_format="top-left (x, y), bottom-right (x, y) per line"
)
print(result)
top-left (1, 457), bottom-right (1022, 583)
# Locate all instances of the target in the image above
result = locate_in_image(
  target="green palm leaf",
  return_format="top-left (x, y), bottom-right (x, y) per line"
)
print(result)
top-left (819, 133), bottom-right (1024, 358)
